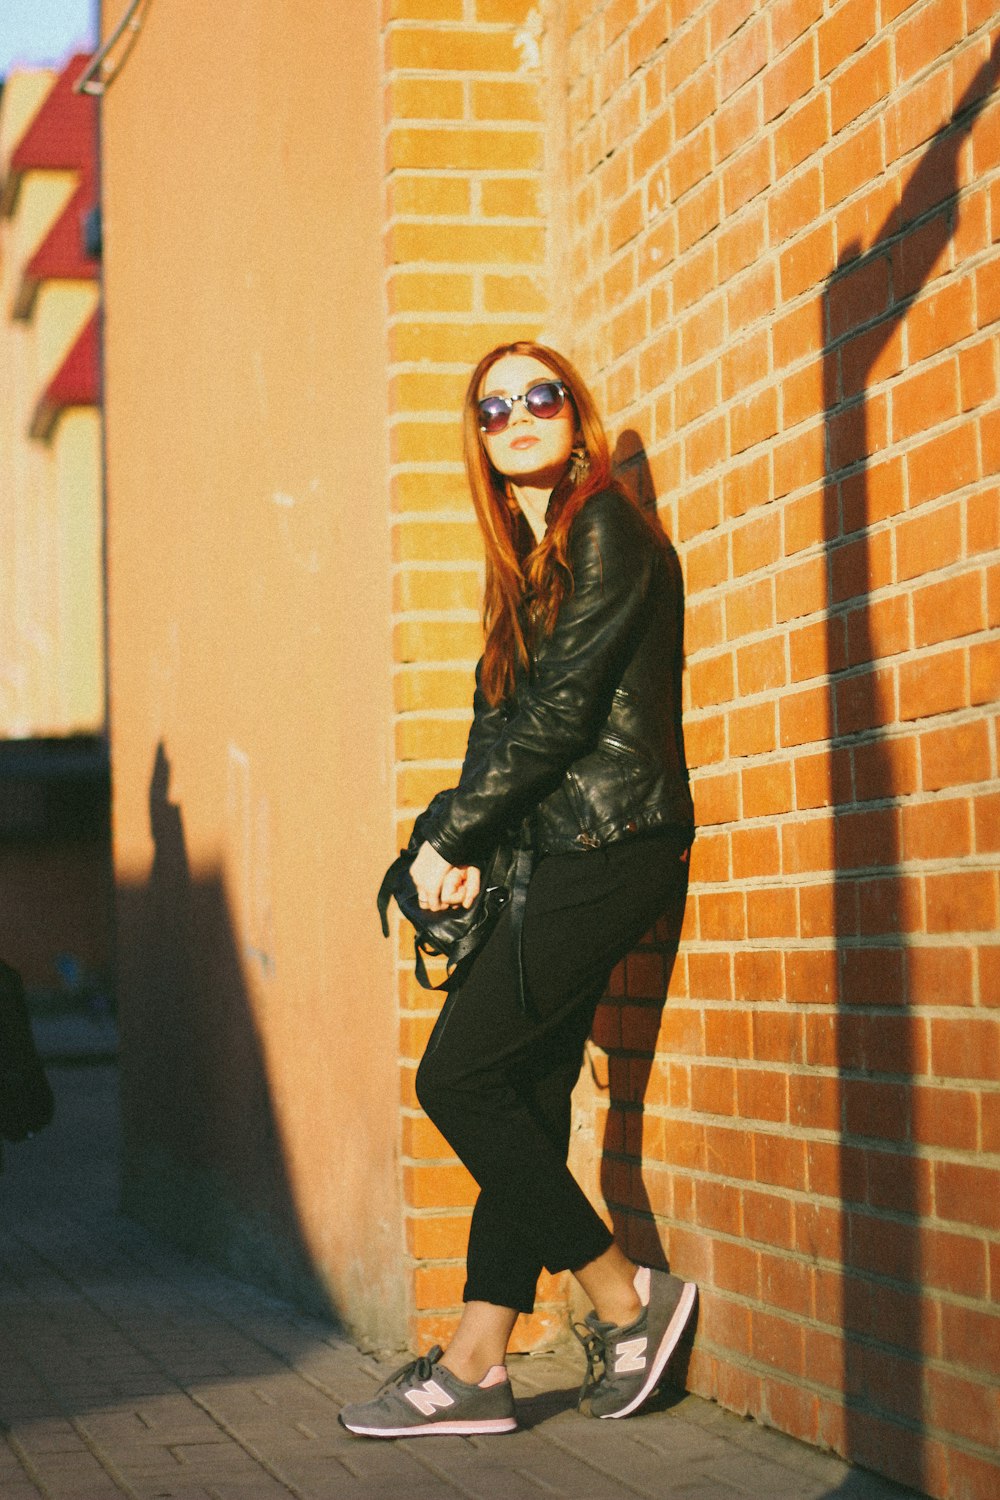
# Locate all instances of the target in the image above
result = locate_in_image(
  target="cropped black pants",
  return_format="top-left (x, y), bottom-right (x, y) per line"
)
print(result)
top-left (415, 826), bottom-right (691, 1314)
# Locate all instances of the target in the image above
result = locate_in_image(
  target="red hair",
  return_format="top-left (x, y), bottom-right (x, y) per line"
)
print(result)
top-left (462, 342), bottom-right (622, 705)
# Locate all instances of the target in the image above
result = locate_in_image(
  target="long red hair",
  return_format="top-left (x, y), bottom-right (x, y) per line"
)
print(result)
top-left (463, 342), bottom-right (620, 705)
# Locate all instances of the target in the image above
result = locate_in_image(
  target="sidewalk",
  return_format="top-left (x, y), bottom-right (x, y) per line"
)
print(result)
top-left (1, 1064), bottom-right (924, 1500)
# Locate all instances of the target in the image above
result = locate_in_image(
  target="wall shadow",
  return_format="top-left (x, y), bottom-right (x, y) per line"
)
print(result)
top-left (822, 42), bottom-right (999, 1489)
top-left (579, 435), bottom-right (690, 1276)
top-left (114, 740), bottom-right (338, 1322)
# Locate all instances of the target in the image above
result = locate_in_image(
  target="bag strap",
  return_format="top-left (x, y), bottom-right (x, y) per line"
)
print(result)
top-left (377, 853), bottom-right (409, 938)
top-left (508, 842), bottom-right (534, 1014)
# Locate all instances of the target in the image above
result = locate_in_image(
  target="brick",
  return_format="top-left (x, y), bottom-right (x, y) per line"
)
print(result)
top-left (785, 947), bottom-right (838, 1005)
top-left (746, 888), bottom-right (803, 936)
top-left (894, 0), bottom-right (964, 84)
top-left (715, 0), bottom-right (764, 70)
top-left (714, 86), bottom-right (762, 167)
top-left (388, 126), bottom-right (541, 172)
top-left (835, 663), bottom-right (895, 734)
top-left (780, 222), bottom-right (835, 301)
top-left (769, 164), bottom-right (824, 246)
top-left (829, 38), bottom-right (891, 133)
top-left (818, 0), bottom-right (878, 78)
top-left (841, 944), bottom-right (907, 1004)
top-left (927, 1365), bottom-right (1000, 1450)
top-left (829, 528), bottom-right (892, 604)
top-left (742, 760), bottom-right (794, 817)
top-left (900, 797), bottom-right (971, 861)
top-left (920, 719), bottom-right (992, 790)
top-left (770, 0), bottom-right (824, 53)
top-left (840, 456), bottom-right (906, 531)
top-left (737, 636), bottom-right (786, 694)
top-left (913, 573), bottom-right (985, 648)
top-left (824, 118), bottom-right (884, 208)
top-left (698, 889), bottom-right (746, 939)
top-left (388, 76), bottom-right (465, 119)
top-left (905, 422), bottom-right (980, 507)
top-left (471, 80), bottom-right (542, 122)
top-left (839, 315), bottom-right (904, 397)
top-left (885, 64), bottom-right (952, 161)
top-left (908, 274), bottom-right (975, 363)
top-left (773, 299), bottom-right (821, 370)
top-left (827, 390), bottom-right (890, 471)
top-left (930, 1016), bottom-right (1000, 1082)
top-left (775, 554), bottom-right (827, 622)
top-left (897, 649), bottom-right (969, 721)
top-left (774, 93), bottom-right (828, 177)
top-left (799, 878), bottom-right (842, 944)
top-left (893, 355), bottom-right (959, 438)
top-left (923, 1226), bottom-right (988, 1298)
top-left (785, 490), bottom-right (833, 562)
top-left (974, 789), bottom-right (1000, 853)
top-left (482, 272), bottom-right (546, 312)
top-left (845, 594), bottom-right (909, 666)
top-left (782, 356), bottom-right (825, 428)
top-left (907, 944), bottom-right (974, 1005)
top-left (900, 494), bottom-right (963, 573)
top-left (764, 35), bottom-right (816, 122)
top-left (925, 869), bottom-right (998, 934)
top-left (388, 26), bottom-right (520, 71)
top-left (827, 247), bottom-right (893, 339)
top-left (755, 1135), bottom-right (808, 1194)
top-left (779, 686), bottom-right (832, 748)
top-left (959, 335), bottom-right (998, 411)
top-left (403, 1161), bottom-right (477, 1209)
top-left (723, 451), bottom-right (773, 518)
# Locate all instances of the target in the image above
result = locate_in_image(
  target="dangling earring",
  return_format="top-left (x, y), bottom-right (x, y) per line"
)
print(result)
top-left (568, 441), bottom-right (590, 486)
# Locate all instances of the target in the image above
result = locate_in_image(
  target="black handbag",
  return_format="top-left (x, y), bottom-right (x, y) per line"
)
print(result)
top-left (377, 789), bottom-right (532, 1003)
top-left (0, 959), bottom-right (55, 1147)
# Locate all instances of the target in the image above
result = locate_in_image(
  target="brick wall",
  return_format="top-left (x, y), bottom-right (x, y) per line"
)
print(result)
top-left (382, 0), bottom-right (562, 1349)
top-left (384, 2), bottom-right (999, 1496)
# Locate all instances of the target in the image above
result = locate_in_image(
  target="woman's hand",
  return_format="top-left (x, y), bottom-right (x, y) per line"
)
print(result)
top-left (410, 841), bottom-right (481, 911)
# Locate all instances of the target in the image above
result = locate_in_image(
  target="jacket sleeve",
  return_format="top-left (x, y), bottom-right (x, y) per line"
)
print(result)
top-left (429, 490), bottom-right (654, 865)
top-left (457, 658), bottom-right (509, 789)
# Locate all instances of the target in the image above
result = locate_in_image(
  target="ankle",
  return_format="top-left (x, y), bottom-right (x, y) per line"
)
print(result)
top-left (439, 1350), bottom-right (506, 1386)
top-left (593, 1292), bottom-right (642, 1328)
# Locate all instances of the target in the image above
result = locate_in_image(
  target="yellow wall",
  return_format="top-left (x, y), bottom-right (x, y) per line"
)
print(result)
top-left (0, 71), bottom-right (103, 739)
top-left (100, 4), bottom-right (403, 1339)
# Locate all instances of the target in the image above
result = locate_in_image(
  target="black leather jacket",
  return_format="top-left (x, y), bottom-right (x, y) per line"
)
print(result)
top-left (428, 487), bottom-right (694, 865)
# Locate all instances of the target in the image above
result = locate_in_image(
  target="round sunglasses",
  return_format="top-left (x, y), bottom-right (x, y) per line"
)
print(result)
top-left (477, 380), bottom-right (568, 435)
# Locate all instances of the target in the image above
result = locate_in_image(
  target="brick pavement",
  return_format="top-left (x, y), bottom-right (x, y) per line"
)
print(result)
top-left (1, 1065), bottom-right (924, 1499)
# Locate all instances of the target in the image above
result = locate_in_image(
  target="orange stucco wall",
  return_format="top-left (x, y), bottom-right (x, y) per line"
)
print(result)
top-left (100, 6), bottom-right (403, 1340)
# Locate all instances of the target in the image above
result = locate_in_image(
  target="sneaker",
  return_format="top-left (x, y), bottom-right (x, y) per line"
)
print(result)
top-left (574, 1266), bottom-right (697, 1419)
top-left (338, 1345), bottom-right (518, 1438)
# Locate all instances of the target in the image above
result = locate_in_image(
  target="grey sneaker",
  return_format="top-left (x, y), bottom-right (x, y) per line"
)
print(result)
top-left (338, 1345), bottom-right (517, 1438)
top-left (575, 1267), bottom-right (697, 1419)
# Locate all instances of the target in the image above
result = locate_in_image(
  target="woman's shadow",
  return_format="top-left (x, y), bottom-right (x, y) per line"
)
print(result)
top-left (580, 433), bottom-right (695, 1398)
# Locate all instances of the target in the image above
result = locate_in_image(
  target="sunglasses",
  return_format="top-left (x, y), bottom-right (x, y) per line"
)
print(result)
top-left (477, 380), bottom-right (569, 435)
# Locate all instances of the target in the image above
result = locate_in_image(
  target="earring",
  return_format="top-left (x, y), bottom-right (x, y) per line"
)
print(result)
top-left (568, 443), bottom-right (590, 485)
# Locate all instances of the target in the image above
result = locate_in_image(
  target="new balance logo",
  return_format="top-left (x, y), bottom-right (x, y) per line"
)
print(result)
top-left (405, 1379), bottom-right (456, 1417)
top-left (614, 1336), bottom-right (648, 1374)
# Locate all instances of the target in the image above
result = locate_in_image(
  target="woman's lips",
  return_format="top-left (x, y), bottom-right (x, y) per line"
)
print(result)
top-left (509, 436), bottom-right (539, 449)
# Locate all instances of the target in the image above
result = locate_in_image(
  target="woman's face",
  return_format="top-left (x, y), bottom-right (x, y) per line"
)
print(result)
top-left (478, 353), bottom-right (575, 488)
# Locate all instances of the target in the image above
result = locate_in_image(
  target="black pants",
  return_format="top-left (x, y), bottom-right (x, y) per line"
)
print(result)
top-left (415, 827), bottom-right (691, 1314)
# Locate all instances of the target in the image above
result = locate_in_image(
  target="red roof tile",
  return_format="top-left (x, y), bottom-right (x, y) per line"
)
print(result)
top-left (9, 53), bottom-right (97, 175)
top-left (30, 309), bottom-right (100, 441)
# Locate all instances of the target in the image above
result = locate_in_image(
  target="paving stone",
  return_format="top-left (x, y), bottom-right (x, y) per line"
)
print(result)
top-left (0, 1066), bottom-right (929, 1500)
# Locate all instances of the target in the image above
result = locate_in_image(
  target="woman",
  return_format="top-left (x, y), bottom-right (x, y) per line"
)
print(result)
top-left (340, 342), bottom-right (696, 1438)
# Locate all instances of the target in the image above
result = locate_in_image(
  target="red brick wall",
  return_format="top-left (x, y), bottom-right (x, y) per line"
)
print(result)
top-left (385, 2), bottom-right (999, 1495)
top-left (559, 4), bottom-right (999, 1497)
top-left (382, 0), bottom-right (561, 1349)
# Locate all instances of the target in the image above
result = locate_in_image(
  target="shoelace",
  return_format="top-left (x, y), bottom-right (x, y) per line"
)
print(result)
top-left (571, 1321), bottom-right (608, 1404)
top-left (378, 1343), bottom-right (444, 1394)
